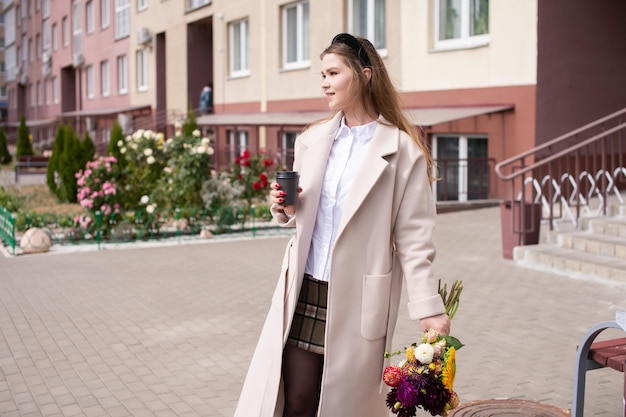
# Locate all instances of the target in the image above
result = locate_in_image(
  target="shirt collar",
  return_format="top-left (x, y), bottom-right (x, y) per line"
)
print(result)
top-left (334, 116), bottom-right (378, 143)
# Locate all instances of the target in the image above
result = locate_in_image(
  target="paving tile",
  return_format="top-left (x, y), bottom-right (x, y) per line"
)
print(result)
top-left (0, 208), bottom-right (623, 416)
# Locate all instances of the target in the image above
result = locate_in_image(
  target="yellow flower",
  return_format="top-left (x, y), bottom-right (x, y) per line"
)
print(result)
top-left (405, 346), bottom-right (416, 363)
top-left (441, 347), bottom-right (456, 391)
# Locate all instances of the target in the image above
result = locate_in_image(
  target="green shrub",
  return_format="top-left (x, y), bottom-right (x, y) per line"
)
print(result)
top-left (58, 125), bottom-right (82, 203)
top-left (0, 186), bottom-right (23, 212)
top-left (81, 131), bottom-right (96, 164)
top-left (47, 125), bottom-right (65, 199)
top-left (0, 126), bottom-right (11, 165)
top-left (16, 115), bottom-right (34, 157)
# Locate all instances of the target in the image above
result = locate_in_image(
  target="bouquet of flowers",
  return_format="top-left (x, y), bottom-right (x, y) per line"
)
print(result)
top-left (383, 280), bottom-right (464, 417)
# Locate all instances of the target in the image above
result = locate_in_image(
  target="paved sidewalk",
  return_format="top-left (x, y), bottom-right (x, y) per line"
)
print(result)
top-left (0, 206), bottom-right (624, 417)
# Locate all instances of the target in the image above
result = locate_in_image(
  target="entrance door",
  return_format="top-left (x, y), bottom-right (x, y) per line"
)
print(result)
top-left (433, 135), bottom-right (488, 201)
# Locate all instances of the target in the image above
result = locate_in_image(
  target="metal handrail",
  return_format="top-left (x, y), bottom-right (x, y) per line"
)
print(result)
top-left (494, 107), bottom-right (626, 235)
top-left (496, 107), bottom-right (626, 179)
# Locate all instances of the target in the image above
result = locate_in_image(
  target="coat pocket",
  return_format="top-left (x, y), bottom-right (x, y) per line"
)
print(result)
top-left (361, 272), bottom-right (392, 340)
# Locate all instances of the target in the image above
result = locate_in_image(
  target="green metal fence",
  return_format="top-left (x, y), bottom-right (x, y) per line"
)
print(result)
top-left (0, 206), bottom-right (16, 255)
top-left (0, 204), bottom-right (281, 255)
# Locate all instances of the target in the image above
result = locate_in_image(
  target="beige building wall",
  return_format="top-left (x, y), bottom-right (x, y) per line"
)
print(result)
top-left (130, 1), bottom-right (186, 111)
top-left (128, 0), bottom-right (538, 115)
top-left (401, 0), bottom-right (538, 92)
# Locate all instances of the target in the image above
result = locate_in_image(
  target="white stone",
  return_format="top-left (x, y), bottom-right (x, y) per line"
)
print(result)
top-left (20, 228), bottom-right (52, 254)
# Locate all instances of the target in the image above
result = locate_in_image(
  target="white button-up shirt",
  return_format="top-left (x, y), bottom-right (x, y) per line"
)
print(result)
top-left (305, 117), bottom-right (377, 282)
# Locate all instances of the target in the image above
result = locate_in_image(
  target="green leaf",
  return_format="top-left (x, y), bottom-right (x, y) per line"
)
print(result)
top-left (443, 335), bottom-right (464, 350)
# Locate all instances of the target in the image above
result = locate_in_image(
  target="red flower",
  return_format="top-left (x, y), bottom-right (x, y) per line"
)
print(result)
top-left (241, 150), bottom-right (250, 159)
top-left (383, 366), bottom-right (403, 388)
top-left (252, 181), bottom-right (261, 190)
top-left (238, 173), bottom-right (244, 180)
top-left (263, 159), bottom-right (274, 166)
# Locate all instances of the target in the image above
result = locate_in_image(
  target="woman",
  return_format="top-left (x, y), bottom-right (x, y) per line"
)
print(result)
top-left (234, 33), bottom-right (450, 417)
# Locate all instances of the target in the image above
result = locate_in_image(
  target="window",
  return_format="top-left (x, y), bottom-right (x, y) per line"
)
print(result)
top-left (86, 1), bottom-right (94, 34)
top-left (53, 76), bottom-right (59, 103)
top-left (101, 0), bottom-right (110, 28)
top-left (35, 34), bottom-right (40, 58)
top-left (62, 17), bottom-right (69, 47)
top-left (434, 0), bottom-right (489, 50)
top-left (137, 0), bottom-right (148, 11)
top-left (21, 35), bottom-right (27, 62)
top-left (101, 60), bottom-right (110, 96)
top-left (86, 65), bottom-right (94, 98)
top-left (228, 130), bottom-right (249, 162)
top-left (42, 20), bottom-right (50, 51)
top-left (281, 131), bottom-right (298, 169)
top-left (72, 1), bottom-right (82, 55)
top-left (117, 54), bottom-right (128, 93)
top-left (29, 38), bottom-right (33, 62)
top-left (349, 0), bottom-right (386, 50)
top-left (228, 19), bottom-right (249, 77)
top-left (136, 49), bottom-right (148, 91)
top-left (187, 0), bottom-right (210, 11)
top-left (115, 0), bottom-right (130, 39)
top-left (0, 38), bottom-right (4, 48)
top-left (52, 23), bottom-right (58, 50)
top-left (42, 0), bottom-right (50, 18)
top-left (282, 1), bottom-right (309, 70)
top-left (432, 135), bottom-right (488, 201)
top-left (37, 81), bottom-right (42, 105)
top-left (45, 79), bottom-right (51, 104)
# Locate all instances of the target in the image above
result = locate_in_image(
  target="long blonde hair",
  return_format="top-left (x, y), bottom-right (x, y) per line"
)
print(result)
top-left (320, 34), bottom-right (436, 182)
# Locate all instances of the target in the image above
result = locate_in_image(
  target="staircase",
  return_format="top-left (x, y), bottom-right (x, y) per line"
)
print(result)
top-left (495, 107), bottom-right (626, 284)
top-left (513, 205), bottom-right (626, 285)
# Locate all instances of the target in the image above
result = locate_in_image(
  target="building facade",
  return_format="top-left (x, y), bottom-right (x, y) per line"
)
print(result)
top-left (3, 0), bottom-right (625, 202)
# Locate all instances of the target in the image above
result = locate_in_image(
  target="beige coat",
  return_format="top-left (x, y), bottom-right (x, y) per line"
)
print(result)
top-left (234, 113), bottom-right (445, 417)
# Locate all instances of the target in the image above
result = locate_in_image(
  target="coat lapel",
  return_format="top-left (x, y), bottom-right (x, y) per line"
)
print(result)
top-left (335, 120), bottom-right (399, 240)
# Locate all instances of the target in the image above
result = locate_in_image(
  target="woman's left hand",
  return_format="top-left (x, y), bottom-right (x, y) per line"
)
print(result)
top-left (420, 314), bottom-right (450, 335)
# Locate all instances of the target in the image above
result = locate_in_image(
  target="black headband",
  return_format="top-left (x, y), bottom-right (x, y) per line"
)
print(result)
top-left (331, 33), bottom-right (372, 68)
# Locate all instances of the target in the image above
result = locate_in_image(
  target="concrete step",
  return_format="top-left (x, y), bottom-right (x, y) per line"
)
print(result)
top-left (513, 244), bottom-right (626, 285)
top-left (558, 231), bottom-right (626, 260)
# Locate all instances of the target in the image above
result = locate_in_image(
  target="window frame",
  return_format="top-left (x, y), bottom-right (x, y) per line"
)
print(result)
top-left (86, 0), bottom-right (95, 34)
top-left (117, 54), bottom-right (128, 94)
top-left (136, 48), bottom-right (148, 92)
top-left (85, 64), bottom-right (95, 99)
top-left (228, 18), bottom-right (250, 78)
top-left (62, 16), bottom-right (69, 47)
top-left (115, 0), bottom-right (130, 39)
top-left (433, 0), bottom-right (489, 51)
top-left (281, 0), bottom-right (310, 71)
top-left (100, 60), bottom-right (110, 96)
top-left (101, 0), bottom-right (110, 28)
top-left (348, 0), bottom-right (387, 54)
top-left (137, 0), bottom-right (148, 12)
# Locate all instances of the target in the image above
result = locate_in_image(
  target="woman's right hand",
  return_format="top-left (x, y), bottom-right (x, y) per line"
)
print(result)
top-left (270, 182), bottom-right (299, 216)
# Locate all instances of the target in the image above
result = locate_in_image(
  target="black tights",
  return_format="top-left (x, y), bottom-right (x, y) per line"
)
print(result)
top-left (282, 345), bottom-right (324, 417)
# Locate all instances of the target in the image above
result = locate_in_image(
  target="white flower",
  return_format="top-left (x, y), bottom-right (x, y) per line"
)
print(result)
top-left (117, 140), bottom-right (123, 147)
top-left (164, 166), bottom-right (173, 174)
top-left (415, 343), bottom-right (435, 364)
top-left (192, 129), bottom-right (201, 137)
top-left (146, 204), bottom-right (156, 214)
top-left (143, 148), bottom-right (153, 156)
top-left (206, 146), bottom-right (215, 155)
top-left (201, 137), bottom-right (210, 145)
top-left (120, 147), bottom-right (127, 154)
top-left (129, 142), bottom-right (138, 150)
top-left (132, 129), bottom-right (145, 141)
top-left (146, 156), bottom-right (156, 164)
top-left (145, 130), bottom-right (155, 139)
top-left (166, 138), bottom-right (173, 145)
top-left (197, 145), bottom-right (207, 154)
top-left (156, 132), bottom-right (165, 142)
top-left (140, 195), bottom-right (150, 204)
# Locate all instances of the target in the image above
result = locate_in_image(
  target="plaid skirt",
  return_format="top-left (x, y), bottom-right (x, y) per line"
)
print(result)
top-left (286, 274), bottom-right (328, 355)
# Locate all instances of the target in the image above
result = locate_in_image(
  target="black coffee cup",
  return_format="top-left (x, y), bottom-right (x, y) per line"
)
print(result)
top-left (276, 171), bottom-right (300, 206)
